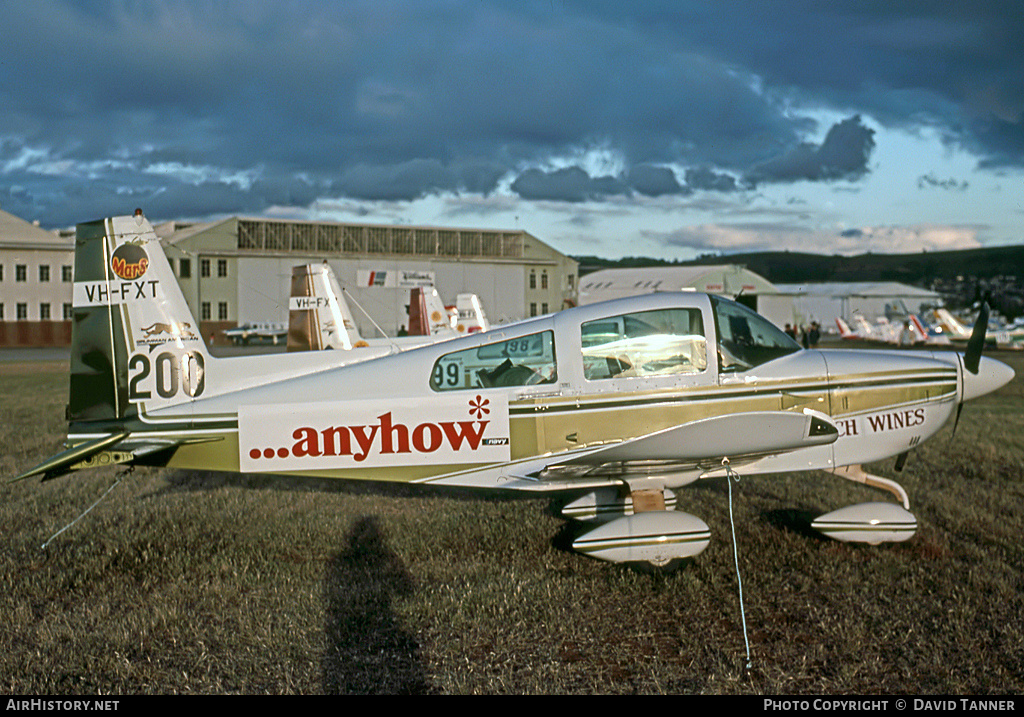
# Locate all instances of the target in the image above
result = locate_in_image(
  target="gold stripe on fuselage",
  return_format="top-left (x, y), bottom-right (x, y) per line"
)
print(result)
top-left (511, 368), bottom-right (956, 457)
top-left (96, 365), bottom-right (957, 483)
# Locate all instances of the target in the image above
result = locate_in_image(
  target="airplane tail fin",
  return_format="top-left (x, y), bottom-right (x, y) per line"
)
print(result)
top-left (287, 263), bottom-right (363, 350)
top-left (910, 315), bottom-right (929, 341)
top-left (934, 308), bottom-right (971, 339)
top-left (17, 211), bottom-right (212, 479)
top-left (455, 293), bottom-right (489, 334)
top-left (407, 287), bottom-right (455, 336)
top-left (836, 317), bottom-right (854, 339)
top-left (69, 211), bottom-right (211, 423)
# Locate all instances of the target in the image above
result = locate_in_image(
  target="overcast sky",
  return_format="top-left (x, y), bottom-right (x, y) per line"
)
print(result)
top-left (1, 1), bottom-right (1022, 259)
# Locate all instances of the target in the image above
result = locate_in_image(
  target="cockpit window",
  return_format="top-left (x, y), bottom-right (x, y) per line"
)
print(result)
top-left (430, 331), bottom-right (557, 391)
top-left (711, 296), bottom-right (800, 372)
top-left (581, 308), bottom-right (707, 380)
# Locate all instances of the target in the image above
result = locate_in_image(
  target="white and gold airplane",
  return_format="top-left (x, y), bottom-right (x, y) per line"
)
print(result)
top-left (16, 212), bottom-right (1015, 566)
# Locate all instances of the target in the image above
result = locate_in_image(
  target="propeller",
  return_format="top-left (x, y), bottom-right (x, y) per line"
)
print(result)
top-left (952, 301), bottom-right (990, 438)
top-left (963, 301), bottom-right (989, 375)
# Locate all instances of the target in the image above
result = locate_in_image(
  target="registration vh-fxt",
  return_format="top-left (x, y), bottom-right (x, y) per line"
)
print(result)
top-left (15, 212), bottom-right (1015, 566)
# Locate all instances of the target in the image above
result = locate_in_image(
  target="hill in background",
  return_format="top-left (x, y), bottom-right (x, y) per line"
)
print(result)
top-left (574, 244), bottom-right (1024, 319)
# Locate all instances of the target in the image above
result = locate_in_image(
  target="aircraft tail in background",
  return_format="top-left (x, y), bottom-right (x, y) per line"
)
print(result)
top-left (835, 316), bottom-right (856, 339)
top-left (454, 293), bottom-right (489, 334)
top-left (408, 286), bottom-right (457, 337)
top-left (287, 263), bottom-right (362, 350)
top-left (288, 262), bottom-right (490, 351)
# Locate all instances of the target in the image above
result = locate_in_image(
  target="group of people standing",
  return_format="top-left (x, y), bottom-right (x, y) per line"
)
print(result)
top-left (784, 321), bottom-right (821, 349)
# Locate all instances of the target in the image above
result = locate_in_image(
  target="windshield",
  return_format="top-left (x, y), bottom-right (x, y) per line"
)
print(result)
top-left (580, 308), bottom-right (707, 380)
top-left (711, 296), bottom-right (800, 373)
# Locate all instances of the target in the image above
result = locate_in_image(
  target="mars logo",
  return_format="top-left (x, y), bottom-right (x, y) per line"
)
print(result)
top-left (111, 242), bottom-right (150, 280)
top-left (238, 394), bottom-right (510, 471)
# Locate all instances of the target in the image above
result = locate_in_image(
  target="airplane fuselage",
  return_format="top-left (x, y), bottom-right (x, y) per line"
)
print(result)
top-left (69, 291), bottom-right (988, 493)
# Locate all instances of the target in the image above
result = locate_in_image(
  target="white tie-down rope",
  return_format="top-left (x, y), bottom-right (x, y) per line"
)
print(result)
top-left (723, 459), bottom-right (753, 670)
top-left (42, 468), bottom-right (131, 549)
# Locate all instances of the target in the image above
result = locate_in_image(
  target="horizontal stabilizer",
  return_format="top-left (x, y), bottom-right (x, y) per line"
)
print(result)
top-left (12, 432), bottom-right (129, 482)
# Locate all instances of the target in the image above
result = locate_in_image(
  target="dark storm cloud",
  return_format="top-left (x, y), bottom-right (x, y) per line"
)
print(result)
top-left (626, 165), bottom-right (686, 197)
top-left (744, 116), bottom-right (876, 185)
top-left (573, 1), bottom-right (1024, 161)
top-left (0, 1), bottom-right (1020, 226)
top-left (683, 167), bottom-right (738, 193)
top-left (511, 167), bottom-right (628, 202)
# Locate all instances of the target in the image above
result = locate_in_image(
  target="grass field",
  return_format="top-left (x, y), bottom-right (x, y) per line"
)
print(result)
top-left (2, 351), bottom-right (1023, 695)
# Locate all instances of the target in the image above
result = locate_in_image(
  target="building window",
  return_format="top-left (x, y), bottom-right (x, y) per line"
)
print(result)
top-left (63, 303), bottom-right (73, 320)
top-left (218, 301), bottom-right (228, 321)
top-left (16, 265), bottom-right (27, 282)
top-left (201, 302), bottom-right (211, 320)
top-left (529, 272), bottom-right (536, 289)
top-left (541, 272), bottom-right (548, 290)
top-left (0, 303), bottom-right (4, 320)
top-left (180, 258), bottom-right (191, 279)
top-left (0, 264), bottom-right (4, 281)
top-left (217, 259), bottom-right (228, 277)
top-left (39, 265), bottom-right (50, 282)
top-left (17, 303), bottom-right (28, 320)
top-left (530, 302), bottom-right (537, 317)
top-left (201, 258), bottom-right (210, 277)
top-left (63, 265), bottom-right (73, 282)
top-left (40, 303), bottom-right (51, 320)
top-left (541, 303), bottom-right (548, 314)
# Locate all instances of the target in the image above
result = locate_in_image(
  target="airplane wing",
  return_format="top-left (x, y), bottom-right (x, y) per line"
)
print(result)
top-left (424, 409), bottom-right (839, 491)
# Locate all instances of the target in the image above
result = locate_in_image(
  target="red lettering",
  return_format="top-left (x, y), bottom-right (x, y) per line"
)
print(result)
top-left (321, 426), bottom-right (352, 456)
top-left (292, 427), bottom-right (321, 457)
top-left (439, 421), bottom-right (488, 450)
top-left (412, 423), bottom-right (443, 452)
top-left (379, 412), bottom-right (410, 454)
top-left (111, 256), bottom-right (149, 280)
top-left (280, 413), bottom-right (497, 463)
top-left (349, 424), bottom-right (379, 461)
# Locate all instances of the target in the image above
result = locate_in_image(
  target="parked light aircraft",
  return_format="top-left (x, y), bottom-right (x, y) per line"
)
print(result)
top-left (222, 321), bottom-right (288, 346)
top-left (287, 262), bottom-right (489, 352)
top-left (15, 213), bottom-right (1015, 565)
top-left (930, 307), bottom-right (1024, 350)
top-left (836, 314), bottom-right (926, 346)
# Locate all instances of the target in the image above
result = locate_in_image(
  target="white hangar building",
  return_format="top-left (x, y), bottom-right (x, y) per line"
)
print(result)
top-left (578, 265), bottom-right (792, 328)
top-left (0, 208), bottom-right (75, 346)
top-left (158, 216), bottom-right (579, 343)
top-left (774, 282), bottom-right (944, 333)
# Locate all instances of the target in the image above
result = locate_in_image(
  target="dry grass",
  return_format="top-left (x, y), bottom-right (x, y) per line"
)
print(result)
top-left (2, 353), bottom-right (1022, 694)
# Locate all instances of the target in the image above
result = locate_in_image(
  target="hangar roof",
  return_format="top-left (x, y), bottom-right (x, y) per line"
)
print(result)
top-left (578, 265), bottom-right (778, 304)
top-left (161, 215), bottom-right (573, 266)
top-left (0, 208), bottom-right (71, 251)
top-left (774, 282), bottom-right (940, 299)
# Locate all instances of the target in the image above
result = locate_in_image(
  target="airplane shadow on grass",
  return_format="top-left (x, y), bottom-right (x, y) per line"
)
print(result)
top-left (321, 515), bottom-right (433, 695)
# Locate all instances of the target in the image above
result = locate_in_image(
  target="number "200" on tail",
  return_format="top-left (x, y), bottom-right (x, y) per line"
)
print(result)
top-left (128, 351), bottom-right (206, 401)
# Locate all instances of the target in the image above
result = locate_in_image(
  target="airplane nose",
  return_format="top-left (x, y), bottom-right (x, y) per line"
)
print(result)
top-left (962, 355), bottom-right (1015, 402)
